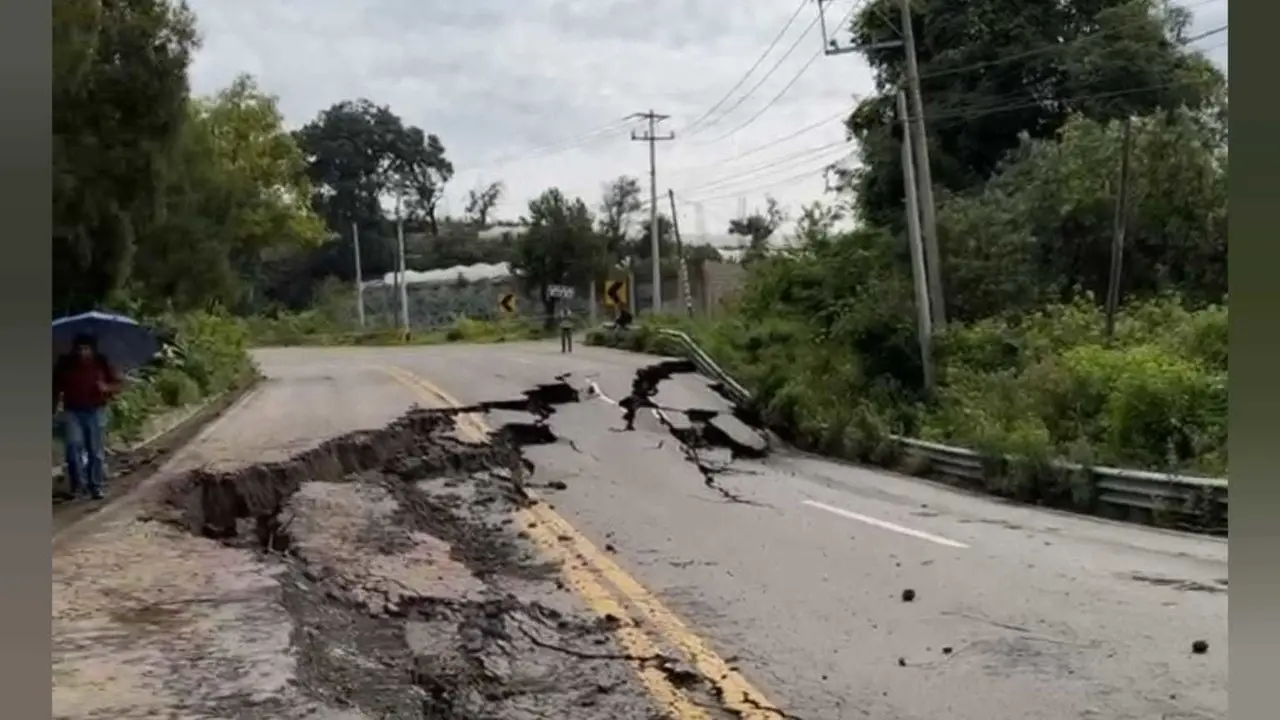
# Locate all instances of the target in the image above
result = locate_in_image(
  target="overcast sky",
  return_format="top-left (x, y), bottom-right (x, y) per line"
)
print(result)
top-left (186, 0), bottom-right (1228, 242)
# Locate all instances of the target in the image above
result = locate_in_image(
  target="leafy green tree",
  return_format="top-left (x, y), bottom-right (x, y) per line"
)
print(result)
top-left (845, 0), bottom-right (1226, 229)
top-left (634, 215), bottom-right (677, 262)
top-left (389, 126), bottom-right (455, 236)
top-left (464, 181), bottom-right (505, 227)
top-left (293, 99), bottom-right (454, 280)
top-left (510, 189), bottom-right (602, 322)
top-left (53, 0), bottom-right (197, 313)
top-left (135, 75), bottom-right (327, 312)
top-left (729, 197), bottom-right (786, 265)
top-left (937, 109), bottom-right (1227, 320)
top-left (596, 175), bottom-right (644, 266)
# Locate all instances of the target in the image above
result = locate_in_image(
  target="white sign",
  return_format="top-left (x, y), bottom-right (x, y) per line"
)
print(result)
top-left (548, 285), bottom-right (575, 299)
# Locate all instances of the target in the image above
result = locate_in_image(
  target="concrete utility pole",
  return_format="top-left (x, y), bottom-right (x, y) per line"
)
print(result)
top-left (352, 221), bottom-right (366, 328)
top-left (394, 192), bottom-right (410, 336)
top-left (897, 0), bottom-right (946, 328)
top-left (815, 0), bottom-right (946, 328)
top-left (1104, 117), bottom-right (1134, 340)
top-left (897, 90), bottom-right (935, 392)
top-left (667, 189), bottom-right (694, 318)
top-left (630, 110), bottom-right (674, 313)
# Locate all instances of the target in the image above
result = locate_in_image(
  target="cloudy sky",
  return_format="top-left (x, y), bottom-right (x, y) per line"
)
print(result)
top-left (186, 0), bottom-right (1228, 242)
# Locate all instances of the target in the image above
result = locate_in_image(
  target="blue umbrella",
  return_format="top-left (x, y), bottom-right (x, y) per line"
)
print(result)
top-left (52, 311), bottom-right (160, 373)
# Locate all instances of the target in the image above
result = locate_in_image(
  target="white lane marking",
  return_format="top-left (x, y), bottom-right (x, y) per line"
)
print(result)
top-left (588, 381), bottom-right (665, 422)
top-left (803, 499), bottom-right (969, 549)
top-left (588, 381), bottom-right (617, 405)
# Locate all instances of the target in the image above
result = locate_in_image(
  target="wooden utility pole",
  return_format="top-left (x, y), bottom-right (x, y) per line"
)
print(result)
top-left (630, 111), bottom-right (674, 313)
top-left (1104, 117), bottom-right (1134, 340)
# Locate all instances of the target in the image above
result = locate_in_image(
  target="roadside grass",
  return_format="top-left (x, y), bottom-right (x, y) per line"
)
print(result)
top-left (586, 296), bottom-right (1228, 492)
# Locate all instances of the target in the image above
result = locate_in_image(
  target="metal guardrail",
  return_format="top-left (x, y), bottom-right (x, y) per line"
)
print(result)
top-left (652, 328), bottom-right (1228, 526)
top-left (655, 329), bottom-right (752, 405)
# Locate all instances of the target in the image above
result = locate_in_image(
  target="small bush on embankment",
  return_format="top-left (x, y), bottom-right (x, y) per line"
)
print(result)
top-left (110, 310), bottom-right (258, 444)
top-left (586, 296), bottom-right (1228, 522)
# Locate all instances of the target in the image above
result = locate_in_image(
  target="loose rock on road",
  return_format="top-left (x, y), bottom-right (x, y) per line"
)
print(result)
top-left (52, 342), bottom-right (1228, 720)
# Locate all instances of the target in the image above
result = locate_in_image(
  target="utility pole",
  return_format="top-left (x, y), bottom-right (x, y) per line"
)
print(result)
top-left (815, 0), bottom-right (944, 327)
top-left (897, 90), bottom-right (935, 392)
top-left (897, 0), bottom-right (946, 328)
top-left (352, 221), bottom-right (366, 328)
top-left (668, 189), bottom-right (694, 318)
top-left (630, 110), bottom-right (674, 313)
top-left (1104, 117), bottom-right (1134, 340)
top-left (395, 192), bottom-right (409, 337)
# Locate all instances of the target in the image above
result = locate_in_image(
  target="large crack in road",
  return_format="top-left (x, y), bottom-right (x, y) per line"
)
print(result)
top-left (137, 360), bottom-right (779, 719)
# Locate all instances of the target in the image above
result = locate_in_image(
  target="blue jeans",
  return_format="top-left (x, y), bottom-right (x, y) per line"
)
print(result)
top-left (62, 408), bottom-right (107, 497)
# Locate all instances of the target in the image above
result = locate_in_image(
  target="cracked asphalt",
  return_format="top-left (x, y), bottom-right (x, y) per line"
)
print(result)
top-left (52, 342), bottom-right (1228, 720)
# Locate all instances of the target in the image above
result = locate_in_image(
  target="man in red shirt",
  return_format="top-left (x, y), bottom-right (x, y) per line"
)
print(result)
top-left (53, 334), bottom-right (121, 500)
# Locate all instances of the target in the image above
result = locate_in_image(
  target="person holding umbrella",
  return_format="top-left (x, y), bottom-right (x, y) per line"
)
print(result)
top-left (51, 311), bottom-right (158, 501)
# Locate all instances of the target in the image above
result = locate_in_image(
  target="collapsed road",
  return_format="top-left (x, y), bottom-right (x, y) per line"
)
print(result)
top-left (53, 343), bottom-right (1228, 720)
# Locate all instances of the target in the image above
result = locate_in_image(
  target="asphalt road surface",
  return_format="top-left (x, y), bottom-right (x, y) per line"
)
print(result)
top-left (52, 342), bottom-right (1228, 720)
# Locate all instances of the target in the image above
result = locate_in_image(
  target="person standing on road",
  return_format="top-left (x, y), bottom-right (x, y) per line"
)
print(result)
top-left (559, 306), bottom-right (574, 353)
top-left (53, 333), bottom-right (121, 500)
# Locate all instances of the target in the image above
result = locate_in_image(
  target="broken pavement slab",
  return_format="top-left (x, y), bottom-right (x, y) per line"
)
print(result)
top-left (53, 361), bottom-right (784, 720)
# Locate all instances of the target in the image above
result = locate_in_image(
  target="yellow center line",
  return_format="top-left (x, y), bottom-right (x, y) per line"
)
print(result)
top-left (380, 365), bottom-right (709, 719)
top-left (381, 364), bottom-right (784, 720)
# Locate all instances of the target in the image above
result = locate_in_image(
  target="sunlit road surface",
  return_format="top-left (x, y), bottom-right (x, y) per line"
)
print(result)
top-left (53, 343), bottom-right (1227, 720)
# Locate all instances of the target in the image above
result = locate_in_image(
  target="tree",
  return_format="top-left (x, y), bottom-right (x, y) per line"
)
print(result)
top-left (634, 214), bottom-right (677, 262)
top-left (729, 197), bottom-right (787, 265)
top-left (294, 100), bottom-right (454, 277)
top-left (134, 75), bottom-right (327, 312)
top-left (510, 189), bottom-right (602, 323)
top-left (844, 0), bottom-right (1227, 229)
top-left (936, 110), bottom-right (1227, 320)
top-left (596, 175), bottom-right (644, 265)
top-left (464, 181), bottom-right (505, 227)
top-left (53, 0), bottom-right (198, 314)
top-left (390, 126), bottom-right (455, 236)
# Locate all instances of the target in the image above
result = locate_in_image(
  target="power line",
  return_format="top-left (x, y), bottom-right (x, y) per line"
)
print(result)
top-left (922, 75), bottom-right (1228, 128)
top-left (698, 2), bottom-right (862, 146)
top-left (681, 145), bottom-right (854, 202)
top-left (678, 140), bottom-right (849, 196)
top-left (464, 116), bottom-right (632, 172)
top-left (685, 6), bottom-right (826, 138)
top-left (667, 103), bottom-right (857, 181)
top-left (689, 152), bottom-right (854, 204)
top-left (916, 0), bottom-right (1226, 81)
top-left (680, 0), bottom-right (811, 135)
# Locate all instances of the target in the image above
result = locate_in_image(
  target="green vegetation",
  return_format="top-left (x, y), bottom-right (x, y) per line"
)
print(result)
top-left (109, 311), bottom-right (257, 444)
top-left (586, 1), bottom-right (1230, 493)
top-left (589, 291), bottom-right (1227, 482)
top-left (55, 0), bottom-right (318, 441)
top-left (589, 99), bottom-right (1229, 485)
top-left (56, 0), bottom-right (1228, 503)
